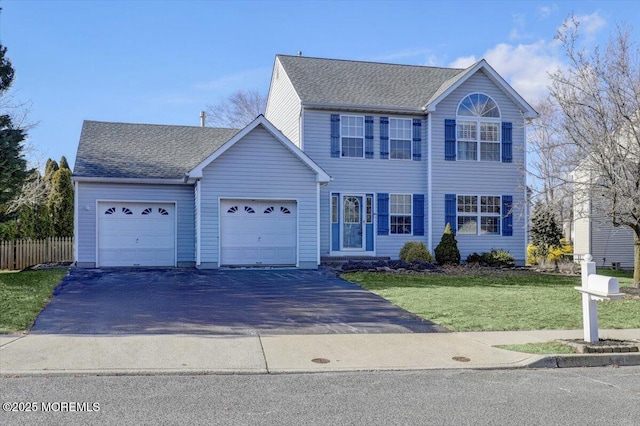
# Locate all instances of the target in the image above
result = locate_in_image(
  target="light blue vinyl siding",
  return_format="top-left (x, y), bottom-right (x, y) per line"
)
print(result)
top-left (75, 182), bottom-right (195, 266)
top-left (265, 58), bottom-right (302, 147)
top-left (303, 110), bottom-right (428, 258)
top-left (430, 71), bottom-right (527, 263)
top-left (199, 125), bottom-right (319, 267)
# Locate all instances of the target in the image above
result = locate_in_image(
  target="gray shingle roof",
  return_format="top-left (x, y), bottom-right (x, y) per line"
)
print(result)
top-left (276, 55), bottom-right (467, 110)
top-left (74, 121), bottom-right (239, 179)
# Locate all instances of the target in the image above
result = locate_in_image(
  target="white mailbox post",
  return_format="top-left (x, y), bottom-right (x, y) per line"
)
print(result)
top-left (575, 254), bottom-right (624, 342)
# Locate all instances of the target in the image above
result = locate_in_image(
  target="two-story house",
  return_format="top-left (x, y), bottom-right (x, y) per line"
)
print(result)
top-left (266, 55), bottom-right (536, 264)
top-left (73, 55), bottom-right (536, 268)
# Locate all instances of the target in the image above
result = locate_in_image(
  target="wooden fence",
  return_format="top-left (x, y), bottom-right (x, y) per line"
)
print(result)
top-left (0, 237), bottom-right (74, 271)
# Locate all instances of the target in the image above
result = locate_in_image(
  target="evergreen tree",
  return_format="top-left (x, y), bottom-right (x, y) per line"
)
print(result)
top-left (530, 202), bottom-right (563, 259)
top-left (59, 156), bottom-right (70, 170)
top-left (0, 115), bottom-right (28, 209)
top-left (47, 168), bottom-right (73, 237)
top-left (434, 223), bottom-right (461, 265)
top-left (44, 158), bottom-right (59, 183)
top-left (0, 44), bottom-right (29, 221)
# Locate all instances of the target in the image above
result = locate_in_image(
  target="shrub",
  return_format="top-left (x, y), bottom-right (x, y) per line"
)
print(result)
top-left (528, 239), bottom-right (573, 265)
top-left (466, 249), bottom-right (515, 268)
top-left (481, 249), bottom-right (515, 268)
top-left (434, 223), bottom-right (460, 265)
top-left (466, 252), bottom-right (483, 264)
top-left (399, 241), bottom-right (434, 263)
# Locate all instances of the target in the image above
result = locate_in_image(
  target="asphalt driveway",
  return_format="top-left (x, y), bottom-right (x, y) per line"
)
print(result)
top-left (31, 268), bottom-right (447, 335)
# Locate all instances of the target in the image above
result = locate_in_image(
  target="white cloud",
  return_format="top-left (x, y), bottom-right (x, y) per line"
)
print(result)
top-left (537, 5), bottom-right (559, 19)
top-left (572, 12), bottom-right (606, 37)
top-left (449, 55), bottom-right (478, 69)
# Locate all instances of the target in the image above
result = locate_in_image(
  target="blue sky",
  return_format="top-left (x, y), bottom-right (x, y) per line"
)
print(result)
top-left (2, 0), bottom-right (639, 170)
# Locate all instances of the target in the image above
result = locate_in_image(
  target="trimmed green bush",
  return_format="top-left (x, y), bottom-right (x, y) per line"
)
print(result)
top-left (434, 223), bottom-right (460, 265)
top-left (399, 241), bottom-right (434, 263)
top-left (466, 249), bottom-right (515, 268)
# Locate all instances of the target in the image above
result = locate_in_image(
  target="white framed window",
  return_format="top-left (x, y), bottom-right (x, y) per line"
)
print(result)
top-left (457, 195), bottom-right (502, 235)
top-left (390, 194), bottom-right (412, 234)
top-left (389, 118), bottom-right (412, 160)
top-left (456, 93), bottom-right (501, 162)
top-left (340, 115), bottom-right (364, 158)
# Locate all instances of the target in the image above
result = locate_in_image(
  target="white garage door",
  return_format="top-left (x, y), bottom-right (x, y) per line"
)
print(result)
top-left (97, 202), bottom-right (176, 267)
top-left (220, 200), bottom-right (297, 266)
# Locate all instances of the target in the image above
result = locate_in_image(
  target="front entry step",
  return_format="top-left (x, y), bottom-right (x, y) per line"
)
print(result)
top-left (321, 256), bottom-right (390, 266)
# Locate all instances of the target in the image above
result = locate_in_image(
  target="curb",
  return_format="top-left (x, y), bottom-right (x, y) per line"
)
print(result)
top-left (527, 353), bottom-right (640, 369)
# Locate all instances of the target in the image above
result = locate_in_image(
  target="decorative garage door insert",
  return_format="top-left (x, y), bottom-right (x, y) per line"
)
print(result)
top-left (97, 202), bottom-right (176, 267)
top-left (220, 199), bottom-right (297, 266)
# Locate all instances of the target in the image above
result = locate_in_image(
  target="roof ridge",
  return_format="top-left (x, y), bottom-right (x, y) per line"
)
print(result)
top-left (276, 53), bottom-right (467, 72)
top-left (83, 119), bottom-right (240, 132)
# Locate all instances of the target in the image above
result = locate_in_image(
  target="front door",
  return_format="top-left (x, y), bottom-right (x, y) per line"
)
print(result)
top-left (342, 195), bottom-right (363, 250)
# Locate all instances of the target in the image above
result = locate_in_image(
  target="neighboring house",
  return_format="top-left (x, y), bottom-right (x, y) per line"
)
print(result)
top-left (572, 166), bottom-right (635, 269)
top-left (73, 55), bottom-right (536, 268)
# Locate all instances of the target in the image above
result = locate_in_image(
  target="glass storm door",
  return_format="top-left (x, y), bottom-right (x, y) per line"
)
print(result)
top-left (342, 195), bottom-right (364, 249)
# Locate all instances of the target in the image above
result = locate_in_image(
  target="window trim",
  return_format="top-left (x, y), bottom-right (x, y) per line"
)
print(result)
top-left (389, 193), bottom-right (413, 235)
top-left (455, 93), bottom-right (502, 162)
top-left (456, 194), bottom-right (502, 236)
top-left (340, 114), bottom-right (365, 159)
top-left (388, 117), bottom-right (413, 160)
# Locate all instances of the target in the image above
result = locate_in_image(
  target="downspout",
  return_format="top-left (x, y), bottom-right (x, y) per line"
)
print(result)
top-left (427, 113), bottom-right (433, 252)
top-left (73, 180), bottom-right (79, 265)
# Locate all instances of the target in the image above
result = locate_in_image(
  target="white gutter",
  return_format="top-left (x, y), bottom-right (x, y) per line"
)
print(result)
top-left (302, 101), bottom-right (422, 114)
top-left (72, 176), bottom-right (196, 185)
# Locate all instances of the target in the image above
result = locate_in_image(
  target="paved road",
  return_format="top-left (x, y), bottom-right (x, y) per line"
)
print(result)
top-left (1, 367), bottom-right (639, 425)
top-left (32, 268), bottom-right (444, 335)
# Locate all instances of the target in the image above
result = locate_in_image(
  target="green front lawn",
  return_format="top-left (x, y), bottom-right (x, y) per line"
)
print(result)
top-left (0, 269), bottom-right (67, 333)
top-left (343, 270), bottom-right (640, 332)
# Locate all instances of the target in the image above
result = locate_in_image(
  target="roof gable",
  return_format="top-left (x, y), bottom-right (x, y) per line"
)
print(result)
top-left (424, 60), bottom-right (538, 119)
top-left (188, 115), bottom-right (330, 182)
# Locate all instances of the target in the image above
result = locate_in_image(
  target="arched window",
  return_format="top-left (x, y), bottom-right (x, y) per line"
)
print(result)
top-left (456, 93), bottom-right (501, 161)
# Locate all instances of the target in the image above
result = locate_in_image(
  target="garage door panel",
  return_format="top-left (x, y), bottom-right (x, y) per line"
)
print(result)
top-left (220, 200), bottom-right (297, 266)
top-left (98, 202), bottom-right (175, 267)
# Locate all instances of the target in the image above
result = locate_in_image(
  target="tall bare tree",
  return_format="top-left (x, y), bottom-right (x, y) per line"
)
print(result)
top-left (205, 89), bottom-right (266, 128)
top-left (527, 98), bottom-right (578, 238)
top-left (549, 17), bottom-right (640, 286)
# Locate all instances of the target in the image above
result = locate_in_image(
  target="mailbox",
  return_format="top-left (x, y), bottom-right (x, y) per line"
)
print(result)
top-left (576, 254), bottom-right (625, 342)
top-left (587, 274), bottom-right (620, 296)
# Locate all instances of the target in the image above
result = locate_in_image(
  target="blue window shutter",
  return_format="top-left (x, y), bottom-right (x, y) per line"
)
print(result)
top-left (502, 195), bottom-right (513, 236)
top-left (445, 119), bottom-right (456, 161)
top-left (413, 194), bottom-right (425, 236)
top-left (445, 193), bottom-right (457, 234)
top-left (331, 193), bottom-right (340, 250)
top-left (377, 193), bottom-right (389, 235)
top-left (502, 122), bottom-right (512, 163)
top-left (365, 116), bottom-right (374, 159)
top-left (330, 115), bottom-right (340, 158)
top-left (380, 117), bottom-right (389, 159)
top-left (366, 193), bottom-right (374, 251)
top-left (412, 119), bottom-right (422, 161)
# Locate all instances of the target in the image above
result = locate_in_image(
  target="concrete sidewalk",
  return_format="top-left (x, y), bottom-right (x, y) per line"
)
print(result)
top-left (1, 329), bottom-right (638, 376)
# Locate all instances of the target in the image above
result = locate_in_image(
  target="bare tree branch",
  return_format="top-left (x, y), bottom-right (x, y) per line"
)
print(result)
top-left (205, 89), bottom-right (267, 128)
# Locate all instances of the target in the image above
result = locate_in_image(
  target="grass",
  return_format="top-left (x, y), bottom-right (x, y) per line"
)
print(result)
top-left (343, 270), bottom-right (640, 332)
top-left (597, 267), bottom-right (635, 287)
top-left (0, 268), bottom-right (67, 333)
top-left (497, 342), bottom-right (576, 354)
